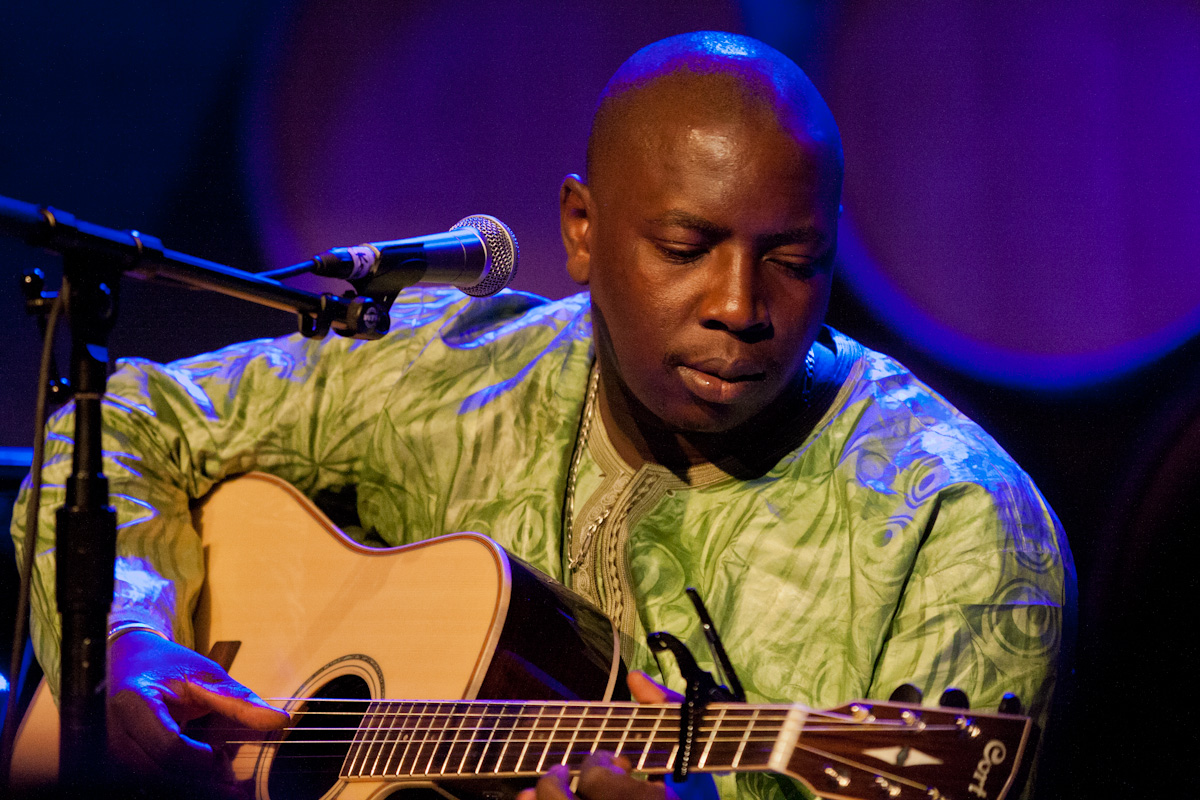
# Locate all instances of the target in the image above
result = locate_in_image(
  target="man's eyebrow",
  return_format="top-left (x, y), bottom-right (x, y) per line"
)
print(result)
top-left (646, 211), bottom-right (731, 239)
top-left (647, 212), bottom-right (827, 251)
top-left (759, 227), bottom-right (827, 251)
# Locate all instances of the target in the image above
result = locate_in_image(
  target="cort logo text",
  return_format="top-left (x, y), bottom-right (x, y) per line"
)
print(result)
top-left (966, 739), bottom-right (1007, 798)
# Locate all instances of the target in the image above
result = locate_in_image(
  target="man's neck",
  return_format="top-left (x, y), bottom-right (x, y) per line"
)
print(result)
top-left (594, 368), bottom-right (802, 477)
top-left (595, 376), bottom-right (695, 473)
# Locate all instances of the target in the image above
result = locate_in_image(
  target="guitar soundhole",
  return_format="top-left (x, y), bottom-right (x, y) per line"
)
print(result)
top-left (266, 673), bottom-right (370, 800)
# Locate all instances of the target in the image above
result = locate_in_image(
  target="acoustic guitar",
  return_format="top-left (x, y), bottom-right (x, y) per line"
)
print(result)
top-left (12, 472), bottom-right (1032, 800)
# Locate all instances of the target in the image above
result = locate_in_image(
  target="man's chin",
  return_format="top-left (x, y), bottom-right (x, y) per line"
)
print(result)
top-left (657, 401), bottom-right (764, 438)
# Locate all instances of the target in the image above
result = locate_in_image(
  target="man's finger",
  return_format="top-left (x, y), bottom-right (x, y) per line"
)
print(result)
top-left (180, 680), bottom-right (290, 731)
top-left (576, 752), bottom-right (668, 800)
top-left (628, 671), bottom-right (680, 704)
top-left (109, 688), bottom-right (216, 776)
top-left (533, 764), bottom-right (574, 800)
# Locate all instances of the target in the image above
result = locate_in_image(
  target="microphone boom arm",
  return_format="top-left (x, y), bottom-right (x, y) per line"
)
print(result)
top-left (0, 194), bottom-right (393, 340)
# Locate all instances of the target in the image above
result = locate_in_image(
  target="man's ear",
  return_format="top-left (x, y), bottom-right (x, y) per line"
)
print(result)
top-left (560, 174), bottom-right (593, 286)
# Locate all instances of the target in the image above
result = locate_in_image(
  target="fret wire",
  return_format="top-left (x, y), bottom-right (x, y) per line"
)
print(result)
top-left (698, 705), bottom-right (725, 769)
top-left (401, 701), bottom-right (434, 777)
top-left (382, 701), bottom-right (419, 777)
top-left (430, 701), bottom-right (453, 777)
top-left (436, 700), bottom-right (463, 777)
top-left (367, 700), bottom-right (397, 776)
top-left (535, 703), bottom-right (566, 773)
top-left (613, 705), bottom-right (634, 758)
top-left (405, 700), bottom-right (439, 777)
top-left (659, 706), bottom-right (676, 772)
top-left (369, 701), bottom-right (400, 775)
top-left (475, 703), bottom-right (502, 774)
top-left (503, 704), bottom-right (529, 773)
top-left (638, 706), bottom-right (666, 772)
top-left (590, 704), bottom-right (615, 758)
top-left (459, 701), bottom-right (485, 774)
top-left (381, 705), bottom-right (415, 777)
top-left (345, 699), bottom-right (384, 777)
top-left (733, 707), bottom-right (758, 769)
top-left (339, 700), bottom-right (365, 777)
top-left (413, 701), bottom-right (438, 777)
top-left (432, 701), bottom-right (459, 776)
top-left (458, 701), bottom-right (484, 775)
top-left (466, 702), bottom-right (498, 776)
top-left (386, 701), bottom-right (415, 777)
top-left (422, 702), bottom-right (455, 776)
top-left (440, 701), bottom-right (465, 775)
top-left (515, 704), bottom-right (547, 774)
top-left (561, 704), bottom-right (587, 767)
top-left (493, 704), bottom-right (522, 774)
top-left (468, 702), bottom-right (500, 775)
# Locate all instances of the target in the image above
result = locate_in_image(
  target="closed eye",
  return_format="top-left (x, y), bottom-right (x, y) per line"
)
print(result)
top-left (768, 257), bottom-right (818, 279)
top-left (656, 243), bottom-right (708, 263)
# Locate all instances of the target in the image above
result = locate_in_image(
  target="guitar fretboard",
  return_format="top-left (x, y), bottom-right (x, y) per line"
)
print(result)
top-left (341, 701), bottom-right (805, 781)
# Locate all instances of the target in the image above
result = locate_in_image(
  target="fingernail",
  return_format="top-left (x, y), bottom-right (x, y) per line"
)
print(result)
top-left (549, 764), bottom-right (570, 783)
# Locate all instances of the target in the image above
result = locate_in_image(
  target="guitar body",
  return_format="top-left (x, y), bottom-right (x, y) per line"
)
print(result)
top-left (13, 472), bottom-right (622, 799)
top-left (12, 473), bottom-right (1033, 800)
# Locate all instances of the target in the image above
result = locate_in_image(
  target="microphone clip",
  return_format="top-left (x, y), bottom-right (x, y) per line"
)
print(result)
top-left (298, 291), bottom-right (391, 340)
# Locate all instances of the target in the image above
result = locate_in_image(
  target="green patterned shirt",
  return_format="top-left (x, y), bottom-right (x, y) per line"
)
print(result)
top-left (12, 288), bottom-right (1072, 800)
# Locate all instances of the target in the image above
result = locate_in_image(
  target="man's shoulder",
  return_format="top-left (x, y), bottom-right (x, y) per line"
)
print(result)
top-left (822, 330), bottom-right (1068, 567)
top-left (387, 287), bottom-right (590, 346)
top-left (824, 328), bottom-right (1033, 494)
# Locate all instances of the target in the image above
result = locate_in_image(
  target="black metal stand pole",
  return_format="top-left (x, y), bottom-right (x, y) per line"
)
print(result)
top-left (55, 251), bottom-right (121, 787)
top-left (0, 193), bottom-right (395, 784)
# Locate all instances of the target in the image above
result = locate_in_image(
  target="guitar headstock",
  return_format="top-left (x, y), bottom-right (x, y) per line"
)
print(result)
top-left (783, 699), bottom-right (1032, 800)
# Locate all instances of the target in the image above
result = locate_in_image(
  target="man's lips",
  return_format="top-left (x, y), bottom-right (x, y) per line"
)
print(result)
top-left (675, 360), bottom-right (767, 404)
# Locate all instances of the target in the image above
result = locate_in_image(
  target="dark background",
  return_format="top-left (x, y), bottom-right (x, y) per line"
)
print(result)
top-left (3, 1), bottom-right (1198, 797)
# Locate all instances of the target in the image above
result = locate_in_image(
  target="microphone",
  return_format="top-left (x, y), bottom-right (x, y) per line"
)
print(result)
top-left (281, 215), bottom-right (519, 297)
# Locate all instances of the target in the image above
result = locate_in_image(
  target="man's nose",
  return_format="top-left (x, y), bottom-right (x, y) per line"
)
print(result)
top-left (698, 250), bottom-right (771, 339)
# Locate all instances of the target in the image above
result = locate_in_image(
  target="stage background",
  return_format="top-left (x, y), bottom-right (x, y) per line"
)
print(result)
top-left (3, 2), bottom-right (1198, 796)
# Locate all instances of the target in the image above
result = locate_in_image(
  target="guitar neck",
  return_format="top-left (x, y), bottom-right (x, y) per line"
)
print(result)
top-left (342, 699), bottom-right (799, 780)
top-left (338, 697), bottom-right (1032, 800)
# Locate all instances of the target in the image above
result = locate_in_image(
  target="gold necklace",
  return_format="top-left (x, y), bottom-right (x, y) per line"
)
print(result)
top-left (563, 363), bottom-right (601, 572)
top-left (561, 349), bottom-right (814, 575)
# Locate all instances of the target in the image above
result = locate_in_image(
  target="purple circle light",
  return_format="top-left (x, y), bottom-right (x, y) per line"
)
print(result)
top-left (828, 1), bottom-right (1200, 388)
top-left (239, 1), bottom-right (743, 301)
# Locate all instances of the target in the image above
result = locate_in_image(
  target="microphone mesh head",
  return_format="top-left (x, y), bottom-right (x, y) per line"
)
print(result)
top-left (450, 214), bottom-right (519, 296)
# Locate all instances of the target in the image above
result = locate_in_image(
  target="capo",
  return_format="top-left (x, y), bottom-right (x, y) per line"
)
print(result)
top-left (686, 588), bottom-right (747, 703)
top-left (647, 588), bottom-right (746, 781)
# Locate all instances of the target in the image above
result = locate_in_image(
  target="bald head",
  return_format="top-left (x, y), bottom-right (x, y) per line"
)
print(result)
top-left (586, 32), bottom-right (843, 198)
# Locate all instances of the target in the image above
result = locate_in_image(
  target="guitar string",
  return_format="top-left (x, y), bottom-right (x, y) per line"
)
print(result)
top-left (212, 719), bottom-right (959, 746)
top-left (212, 737), bottom-right (939, 795)
top-left (206, 706), bottom-right (950, 741)
top-left (214, 724), bottom-right (959, 749)
top-left (258, 697), bottom-right (949, 720)
top-left (203, 696), bottom-right (980, 793)
top-left (253, 699), bottom-right (888, 725)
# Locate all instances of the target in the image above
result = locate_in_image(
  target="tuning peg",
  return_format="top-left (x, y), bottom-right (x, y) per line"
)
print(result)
top-left (939, 688), bottom-right (970, 709)
top-left (998, 692), bottom-right (1023, 715)
top-left (888, 683), bottom-right (923, 704)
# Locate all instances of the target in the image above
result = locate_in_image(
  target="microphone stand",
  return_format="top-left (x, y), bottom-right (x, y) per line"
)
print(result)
top-left (0, 194), bottom-right (396, 788)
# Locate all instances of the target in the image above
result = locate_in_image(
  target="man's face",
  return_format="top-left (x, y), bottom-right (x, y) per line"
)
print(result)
top-left (566, 103), bottom-right (839, 438)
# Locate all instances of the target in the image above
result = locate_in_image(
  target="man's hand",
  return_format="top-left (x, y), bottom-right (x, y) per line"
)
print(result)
top-left (517, 671), bottom-right (684, 800)
top-left (107, 630), bottom-right (289, 782)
